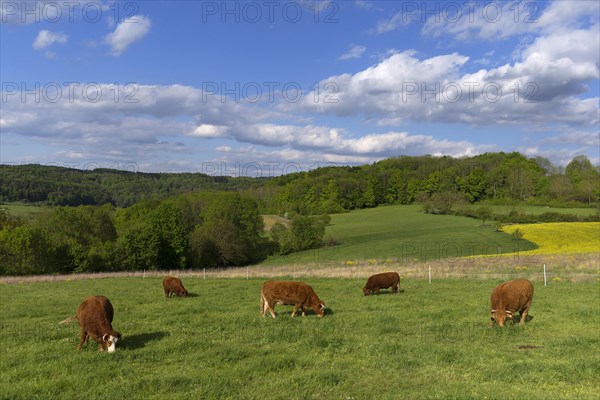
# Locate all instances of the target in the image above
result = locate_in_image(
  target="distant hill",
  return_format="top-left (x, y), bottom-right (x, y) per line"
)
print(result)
top-left (1, 152), bottom-right (598, 211)
top-left (0, 164), bottom-right (258, 207)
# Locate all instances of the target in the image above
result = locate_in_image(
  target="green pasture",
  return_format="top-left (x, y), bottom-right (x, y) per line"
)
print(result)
top-left (0, 203), bottom-right (45, 221)
top-left (265, 205), bottom-right (538, 265)
top-left (1, 277), bottom-right (598, 399)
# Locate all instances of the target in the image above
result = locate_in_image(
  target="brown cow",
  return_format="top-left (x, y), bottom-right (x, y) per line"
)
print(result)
top-left (489, 279), bottom-right (534, 327)
top-left (163, 276), bottom-right (188, 298)
top-left (60, 295), bottom-right (121, 352)
top-left (363, 272), bottom-right (401, 296)
top-left (260, 281), bottom-right (326, 318)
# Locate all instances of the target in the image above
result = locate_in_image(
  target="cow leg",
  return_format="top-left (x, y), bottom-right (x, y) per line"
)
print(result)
top-left (261, 298), bottom-right (270, 317)
top-left (292, 305), bottom-right (300, 317)
top-left (263, 300), bottom-right (276, 318)
top-left (392, 283), bottom-right (398, 293)
top-left (77, 330), bottom-right (88, 350)
top-left (519, 300), bottom-right (532, 325)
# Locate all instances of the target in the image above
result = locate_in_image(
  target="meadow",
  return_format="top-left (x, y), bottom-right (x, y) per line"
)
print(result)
top-left (0, 203), bottom-right (45, 221)
top-left (263, 205), bottom-right (540, 266)
top-left (1, 277), bottom-right (598, 399)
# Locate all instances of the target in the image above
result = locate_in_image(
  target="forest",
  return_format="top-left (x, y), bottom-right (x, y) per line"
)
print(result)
top-left (1, 152), bottom-right (598, 275)
top-left (1, 152), bottom-right (598, 211)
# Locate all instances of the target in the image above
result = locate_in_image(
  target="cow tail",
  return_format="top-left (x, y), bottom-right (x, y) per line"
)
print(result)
top-left (58, 315), bottom-right (77, 325)
top-left (260, 290), bottom-right (264, 312)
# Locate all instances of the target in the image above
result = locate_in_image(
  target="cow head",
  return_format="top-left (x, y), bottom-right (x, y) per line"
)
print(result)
top-left (102, 331), bottom-right (121, 353)
top-left (179, 288), bottom-right (188, 297)
top-left (315, 302), bottom-right (326, 317)
top-left (362, 287), bottom-right (370, 296)
top-left (490, 309), bottom-right (513, 327)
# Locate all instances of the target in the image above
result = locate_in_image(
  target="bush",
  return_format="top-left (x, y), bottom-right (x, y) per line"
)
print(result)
top-left (270, 215), bottom-right (328, 255)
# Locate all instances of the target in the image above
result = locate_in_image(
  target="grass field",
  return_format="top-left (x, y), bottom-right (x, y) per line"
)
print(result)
top-left (0, 203), bottom-right (46, 221)
top-left (1, 277), bottom-right (598, 399)
top-left (264, 205), bottom-right (539, 265)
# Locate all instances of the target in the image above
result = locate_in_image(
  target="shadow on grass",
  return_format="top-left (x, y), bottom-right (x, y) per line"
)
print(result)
top-left (364, 289), bottom-right (405, 296)
top-left (121, 331), bottom-right (169, 350)
top-left (164, 292), bottom-right (199, 298)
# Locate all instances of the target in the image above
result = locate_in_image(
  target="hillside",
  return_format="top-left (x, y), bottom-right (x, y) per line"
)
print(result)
top-left (262, 204), bottom-right (540, 265)
top-left (2, 152), bottom-right (599, 211)
top-left (0, 164), bottom-right (257, 207)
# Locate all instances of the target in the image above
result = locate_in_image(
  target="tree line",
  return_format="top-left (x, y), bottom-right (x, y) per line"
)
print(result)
top-left (1, 153), bottom-right (598, 211)
top-left (0, 191), bottom-right (328, 275)
top-left (256, 152), bottom-right (599, 215)
top-left (0, 164), bottom-right (258, 207)
top-left (1, 152), bottom-right (598, 275)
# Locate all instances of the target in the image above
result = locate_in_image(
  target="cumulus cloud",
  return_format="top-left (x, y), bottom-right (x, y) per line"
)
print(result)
top-left (104, 15), bottom-right (151, 56)
top-left (3, 0), bottom-right (599, 172)
top-left (298, 24), bottom-right (599, 127)
top-left (188, 124), bottom-right (230, 138)
top-left (192, 121), bottom-right (494, 159)
top-left (33, 30), bottom-right (67, 49)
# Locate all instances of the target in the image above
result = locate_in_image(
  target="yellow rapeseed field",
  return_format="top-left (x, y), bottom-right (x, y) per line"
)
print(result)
top-left (503, 222), bottom-right (600, 255)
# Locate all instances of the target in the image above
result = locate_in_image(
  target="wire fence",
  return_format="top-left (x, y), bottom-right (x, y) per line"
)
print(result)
top-left (1, 260), bottom-right (598, 284)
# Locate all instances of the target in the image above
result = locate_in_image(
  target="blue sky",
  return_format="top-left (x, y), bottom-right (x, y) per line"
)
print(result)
top-left (1, 0), bottom-right (599, 175)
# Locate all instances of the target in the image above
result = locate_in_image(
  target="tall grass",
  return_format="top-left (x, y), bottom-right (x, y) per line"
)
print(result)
top-left (1, 277), bottom-right (598, 399)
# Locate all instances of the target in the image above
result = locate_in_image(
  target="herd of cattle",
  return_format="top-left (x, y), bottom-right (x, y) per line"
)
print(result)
top-left (59, 273), bottom-right (534, 352)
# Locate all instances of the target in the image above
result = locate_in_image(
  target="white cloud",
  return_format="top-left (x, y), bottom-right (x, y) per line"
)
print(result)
top-left (422, 0), bottom-right (600, 41)
top-left (373, 11), bottom-right (410, 34)
top-left (543, 131), bottom-right (600, 147)
top-left (298, 24), bottom-right (599, 128)
top-left (33, 30), bottom-right (67, 50)
top-left (354, 0), bottom-right (373, 9)
top-left (189, 124), bottom-right (230, 138)
top-left (104, 15), bottom-right (151, 56)
top-left (339, 44), bottom-right (366, 60)
top-left (201, 122), bottom-right (494, 159)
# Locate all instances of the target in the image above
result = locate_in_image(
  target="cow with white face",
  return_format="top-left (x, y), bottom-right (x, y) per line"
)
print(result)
top-left (60, 295), bottom-right (121, 352)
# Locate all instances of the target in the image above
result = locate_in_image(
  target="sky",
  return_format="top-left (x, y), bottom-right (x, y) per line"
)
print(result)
top-left (1, 0), bottom-right (599, 176)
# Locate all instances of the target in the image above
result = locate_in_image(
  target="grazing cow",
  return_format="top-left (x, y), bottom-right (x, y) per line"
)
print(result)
top-left (260, 281), bottom-right (326, 318)
top-left (163, 276), bottom-right (188, 298)
top-left (489, 279), bottom-right (534, 327)
top-left (60, 295), bottom-right (121, 352)
top-left (363, 272), bottom-right (401, 296)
